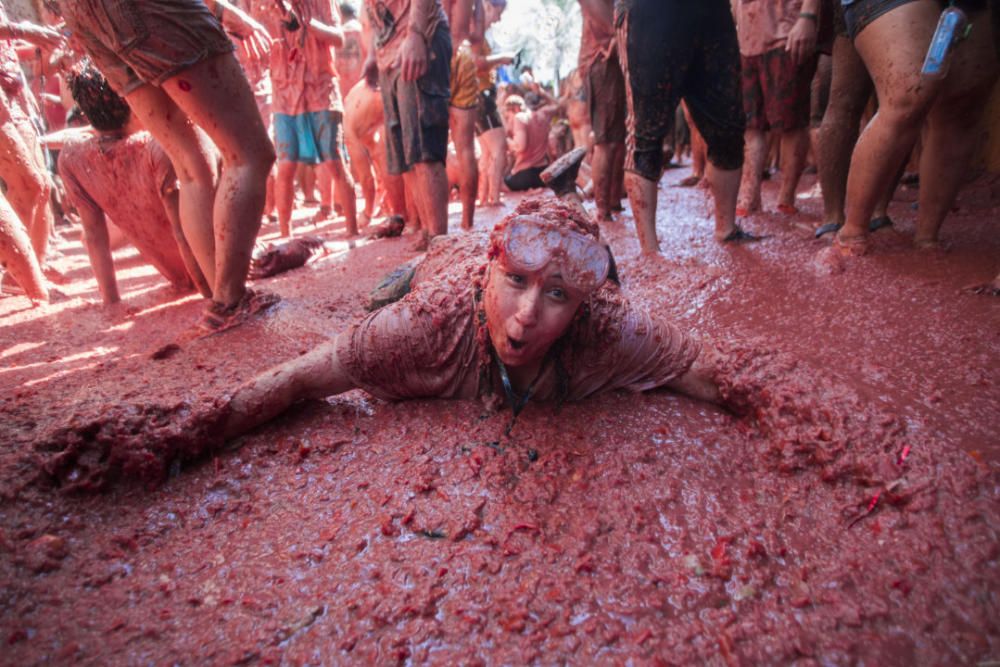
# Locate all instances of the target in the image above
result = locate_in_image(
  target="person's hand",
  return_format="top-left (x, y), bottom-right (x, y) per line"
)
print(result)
top-left (395, 31), bottom-right (428, 82)
top-left (237, 18), bottom-right (273, 62)
top-left (785, 16), bottom-right (817, 66)
top-left (286, 0), bottom-right (313, 27)
top-left (363, 56), bottom-right (379, 88)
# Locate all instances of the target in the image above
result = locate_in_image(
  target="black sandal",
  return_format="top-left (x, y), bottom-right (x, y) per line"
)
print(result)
top-left (722, 226), bottom-right (765, 243)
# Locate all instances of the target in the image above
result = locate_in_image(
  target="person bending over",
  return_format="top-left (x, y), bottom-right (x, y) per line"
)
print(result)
top-left (58, 66), bottom-right (211, 305)
top-left (55, 0), bottom-right (276, 331)
top-left (218, 196), bottom-right (721, 441)
top-left (502, 94), bottom-right (559, 192)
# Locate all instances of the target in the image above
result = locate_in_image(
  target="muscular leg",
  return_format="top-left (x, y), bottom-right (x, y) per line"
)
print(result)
top-left (449, 107), bottom-right (478, 229)
top-left (411, 161), bottom-right (449, 237)
top-left (159, 53), bottom-right (276, 307)
top-left (913, 14), bottom-right (998, 247)
top-left (125, 85), bottom-right (220, 287)
top-left (624, 172), bottom-right (659, 253)
top-left (480, 127), bottom-right (507, 205)
top-left (592, 141), bottom-right (623, 220)
top-left (708, 164), bottom-right (741, 240)
top-left (274, 160), bottom-right (298, 237)
top-left (838, 1), bottom-right (941, 247)
top-left (777, 127), bottom-right (809, 210)
top-left (320, 159), bottom-right (359, 236)
top-left (818, 34), bottom-right (872, 228)
top-left (0, 120), bottom-right (50, 263)
top-left (0, 191), bottom-right (47, 303)
top-left (737, 129), bottom-right (766, 212)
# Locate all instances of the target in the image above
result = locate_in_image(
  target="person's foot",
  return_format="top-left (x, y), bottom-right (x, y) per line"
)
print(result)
top-left (777, 203), bottom-right (798, 215)
top-left (410, 233), bottom-right (430, 252)
top-left (914, 237), bottom-right (948, 252)
top-left (717, 225), bottom-right (765, 243)
top-left (540, 147), bottom-right (587, 197)
top-left (197, 289), bottom-right (280, 335)
top-left (677, 174), bottom-right (702, 188)
top-left (735, 198), bottom-right (761, 218)
top-left (833, 232), bottom-right (869, 257)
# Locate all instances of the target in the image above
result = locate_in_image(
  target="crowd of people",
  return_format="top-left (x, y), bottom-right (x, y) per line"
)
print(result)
top-left (0, 0), bottom-right (998, 423)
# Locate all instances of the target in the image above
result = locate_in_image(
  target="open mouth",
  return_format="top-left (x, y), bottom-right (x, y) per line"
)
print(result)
top-left (508, 337), bottom-right (526, 351)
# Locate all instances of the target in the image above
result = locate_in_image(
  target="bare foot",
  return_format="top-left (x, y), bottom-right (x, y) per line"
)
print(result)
top-left (677, 174), bottom-right (701, 188)
top-left (833, 232), bottom-right (869, 257)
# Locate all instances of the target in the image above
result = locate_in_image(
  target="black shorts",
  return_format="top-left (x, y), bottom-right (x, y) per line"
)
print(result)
top-left (378, 23), bottom-right (452, 174)
top-left (475, 86), bottom-right (503, 135)
top-left (504, 166), bottom-right (546, 191)
top-left (616, 0), bottom-right (744, 180)
top-left (842, 0), bottom-right (989, 39)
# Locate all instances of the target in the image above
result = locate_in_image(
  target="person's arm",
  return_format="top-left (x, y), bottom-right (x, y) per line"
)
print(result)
top-left (396, 0), bottom-right (436, 81)
top-left (77, 204), bottom-right (120, 305)
top-left (292, 1), bottom-right (345, 47)
top-left (476, 51), bottom-right (514, 71)
top-left (0, 19), bottom-right (61, 51)
top-left (786, 0), bottom-right (818, 66)
top-left (205, 0), bottom-right (273, 61)
top-left (222, 339), bottom-right (356, 439)
top-left (665, 347), bottom-right (722, 404)
top-left (577, 0), bottom-right (613, 34)
top-left (449, 0), bottom-right (473, 45)
top-left (362, 20), bottom-right (379, 88)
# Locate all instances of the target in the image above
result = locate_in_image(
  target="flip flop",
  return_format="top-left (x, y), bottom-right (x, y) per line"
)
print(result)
top-left (815, 222), bottom-right (842, 238)
top-left (721, 226), bottom-right (765, 243)
top-left (868, 216), bottom-right (893, 232)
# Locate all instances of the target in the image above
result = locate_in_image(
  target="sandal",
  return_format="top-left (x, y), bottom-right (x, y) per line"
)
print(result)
top-left (815, 222), bottom-right (842, 238)
top-left (868, 216), bottom-right (893, 233)
top-left (833, 233), bottom-right (868, 257)
top-left (721, 226), bottom-right (765, 243)
top-left (198, 289), bottom-right (280, 334)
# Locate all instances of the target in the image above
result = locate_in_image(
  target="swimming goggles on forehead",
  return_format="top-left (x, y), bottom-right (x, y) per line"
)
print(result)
top-left (500, 215), bottom-right (610, 294)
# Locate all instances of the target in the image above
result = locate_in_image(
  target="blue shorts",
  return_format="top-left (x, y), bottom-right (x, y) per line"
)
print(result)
top-left (273, 110), bottom-right (343, 164)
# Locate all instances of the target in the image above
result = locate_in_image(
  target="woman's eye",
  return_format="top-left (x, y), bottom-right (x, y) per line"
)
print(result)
top-left (505, 272), bottom-right (525, 285)
top-left (547, 287), bottom-right (567, 301)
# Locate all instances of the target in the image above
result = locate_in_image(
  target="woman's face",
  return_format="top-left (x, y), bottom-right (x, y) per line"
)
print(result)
top-left (484, 257), bottom-right (585, 373)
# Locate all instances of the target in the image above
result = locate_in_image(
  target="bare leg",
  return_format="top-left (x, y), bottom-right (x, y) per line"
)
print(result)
top-left (159, 53), bottom-right (276, 307)
top-left (592, 141), bottom-right (623, 220)
top-left (818, 34), bottom-right (872, 228)
top-left (838, 1), bottom-right (941, 248)
top-left (345, 130), bottom-right (375, 223)
top-left (449, 107), bottom-right (478, 230)
top-left (0, 119), bottom-right (50, 263)
top-left (125, 85), bottom-right (219, 287)
top-left (275, 160), bottom-right (298, 237)
top-left (708, 164), bottom-right (741, 240)
top-left (481, 127), bottom-right (507, 205)
top-left (320, 159), bottom-right (358, 236)
top-left (913, 15), bottom-right (998, 247)
top-left (737, 129), bottom-right (766, 213)
top-left (624, 172), bottom-right (659, 254)
top-left (0, 191), bottom-right (47, 302)
top-left (777, 128), bottom-right (809, 211)
top-left (411, 162), bottom-right (449, 237)
top-left (162, 189), bottom-right (212, 297)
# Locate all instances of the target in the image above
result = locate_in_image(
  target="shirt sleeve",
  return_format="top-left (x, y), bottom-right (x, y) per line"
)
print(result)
top-left (566, 291), bottom-right (701, 400)
top-left (334, 285), bottom-right (480, 400)
top-left (148, 141), bottom-right (179, 199)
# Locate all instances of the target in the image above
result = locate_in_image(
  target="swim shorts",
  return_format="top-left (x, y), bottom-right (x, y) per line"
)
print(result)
top-left (273, 110), bottom-right (344, 164)
top-left (504, 166), bottom-right (546, 191)
top-left (450, 42), bottom-right (479, 110)
top-left (475, 86), bottom-right (504, 135)
top-left (59, 0), bottom-right (235, 96)
top-left (841, 0), bottom-right (989, 39)
top-left (378, 23), bottom-right (452, 174)
top-left (741, 47), bottom-right (817, 132)
top-left (616, 0), bottom-right (745, 180)
top-left (587, 52), bottom-right (626, 144)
